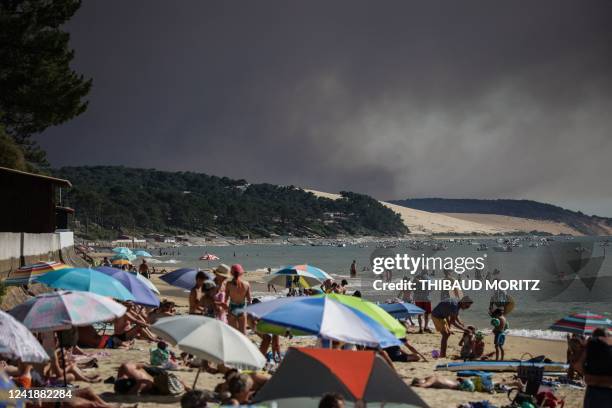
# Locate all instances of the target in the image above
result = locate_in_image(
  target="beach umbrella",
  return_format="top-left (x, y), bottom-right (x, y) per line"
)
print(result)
top-left (265, 264), bottom-right (332, 288)
top-left (135, 272), bottom-right (160, 294)
top-left (111, 253), bottom-right (137, 261)
top-left (35, 268), bottom-right (135, 301)
top-left (550, 311), bottom-right (612, 335)
top-left (0, 370), bottom-right (25, 408)
top-left (112, 247), bottom-right (133, 255)
top-left (111, 258), bottom-right (131, 266)
top-left (4, 261), bottom-right (69, 286)
top-left (247, 297), bottom-right (401, 348)
top-left (151, 315), bottom-right (266, 387)
top-left (134, 250), bottom-right (153, 257)
top-left (316, 294), bottom-right (406, 338)
top-left (0, 311), bottom-right (49, 363)
top-left (94, 266), bottom-right (160, 307)
top-left (8, 291), bottom-right (127, 333)
top-left (254, 348), bottom-right (427, 407)
top-left (378, 302), bottom-right (425, 320)
top-left (9, 291), bottom-right (126, 386)
top-left (159, 268), bottom-right (214, 290)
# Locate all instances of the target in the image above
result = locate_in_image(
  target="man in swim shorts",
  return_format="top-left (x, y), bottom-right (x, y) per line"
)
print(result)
top-left (431, 296), bottom-right (474, 358)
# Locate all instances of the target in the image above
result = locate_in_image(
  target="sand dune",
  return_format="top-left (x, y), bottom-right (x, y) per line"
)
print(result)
top-left (305, 189), bottom-right (581, 235)
top-left (306, 189), bottom-right (506, 235)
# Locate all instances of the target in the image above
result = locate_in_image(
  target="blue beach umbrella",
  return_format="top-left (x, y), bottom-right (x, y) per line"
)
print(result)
top-left (134, 250), bottom-right (153, 257)
top-left (160, 268), bottom-right (214, 290)
top-left (112, 247), bottom-right (133, 255)
top-left (94, 267), bottom-right (160, 307)
top-left (247, 296), bottom-right (401, 348)
top-left (35, 268), bottom-right (135, 301)
top-left (378, 302), bottom-right (425, 320)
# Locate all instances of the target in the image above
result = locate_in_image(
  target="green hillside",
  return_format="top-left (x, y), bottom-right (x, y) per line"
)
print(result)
top-left (53, 166), bottom-right (408, 240)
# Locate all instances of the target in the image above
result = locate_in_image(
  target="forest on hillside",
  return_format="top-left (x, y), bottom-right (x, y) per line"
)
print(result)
top-left (54, 166), bottom-right (409, 240)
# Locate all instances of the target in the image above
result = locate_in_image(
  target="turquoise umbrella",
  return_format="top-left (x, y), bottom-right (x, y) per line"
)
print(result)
top-left (111, 253), bottom-right (137, 261)
top-left (35, 268), bottom-right (135, 301)
top-left (112, 247), bottom-right (133, 255)
top-left (134, 250), bottom-right (153, 257)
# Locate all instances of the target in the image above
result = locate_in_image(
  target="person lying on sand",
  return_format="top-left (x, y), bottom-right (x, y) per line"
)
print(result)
top-left (411, 374), bottom-right (475, 391)
top-left (77, 326), bottom-right (130, 349)
top-left (38, 387), bottom-right (134, 408)
top-left (214, 368), bottom-right (270, 396)
top-left (113, 362), bottom-right (190, 395)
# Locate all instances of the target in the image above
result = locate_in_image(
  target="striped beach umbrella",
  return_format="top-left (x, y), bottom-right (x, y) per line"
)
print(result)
top-left (550, 311), bottom-right (612, 335)
top-left (265, 264), bottom-right (332, 288)
top-left (4, 262), bottom-right (69, 286)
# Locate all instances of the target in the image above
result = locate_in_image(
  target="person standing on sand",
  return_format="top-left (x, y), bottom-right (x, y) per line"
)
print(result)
top-left (102, 257), bottom-right (111, 267)
top-left (189, 271), bottom-right (207, 315)
top-left (139, 259), bottom-right (150, 279)
top-left (350, 260), bottom-right (357, 278)
top-left (431, 296), bottom-right (473, 358)
top-left (413, 271), bottom-right (432, 334)
top-left (212, 264), bottom-right (231, 323)
top-left (225, 264), bottom-right (251, 334)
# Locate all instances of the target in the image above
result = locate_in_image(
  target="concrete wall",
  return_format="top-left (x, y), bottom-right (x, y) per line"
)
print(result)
top-left (0, 231), bottom-right (78, 278)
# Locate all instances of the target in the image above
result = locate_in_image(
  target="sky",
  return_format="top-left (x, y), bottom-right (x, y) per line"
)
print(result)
top-left (39, 1), bottom-right (612, 216)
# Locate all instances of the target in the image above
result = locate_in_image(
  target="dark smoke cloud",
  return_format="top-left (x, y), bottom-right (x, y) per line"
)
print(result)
top-left (38, 0), bottom-right (612, 216)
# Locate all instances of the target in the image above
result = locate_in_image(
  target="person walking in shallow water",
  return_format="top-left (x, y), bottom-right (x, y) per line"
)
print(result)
top-left (350, 260), bottom-right (357, 278)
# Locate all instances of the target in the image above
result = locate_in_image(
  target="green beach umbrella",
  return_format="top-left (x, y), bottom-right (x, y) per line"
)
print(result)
top-left (314, 293), bottom-right (407, 338)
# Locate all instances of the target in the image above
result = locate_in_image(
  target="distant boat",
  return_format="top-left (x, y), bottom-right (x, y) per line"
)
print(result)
top-left (493, 245), bottom-right (512, 252)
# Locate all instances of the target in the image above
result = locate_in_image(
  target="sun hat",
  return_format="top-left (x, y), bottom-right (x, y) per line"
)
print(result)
top-left (213, 264), bottom-right (231, 278)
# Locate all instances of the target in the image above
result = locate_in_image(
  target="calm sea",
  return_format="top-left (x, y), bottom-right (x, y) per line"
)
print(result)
top-left (146, 237), bottom-right (612, 339)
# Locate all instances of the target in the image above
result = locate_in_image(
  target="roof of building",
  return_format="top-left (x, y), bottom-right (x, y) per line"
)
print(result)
top-left (0, 166), bottom-right (72, 188)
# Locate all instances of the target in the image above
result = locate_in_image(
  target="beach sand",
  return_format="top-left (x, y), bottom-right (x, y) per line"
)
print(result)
top-left (80, 273), bottom-right (585, 408)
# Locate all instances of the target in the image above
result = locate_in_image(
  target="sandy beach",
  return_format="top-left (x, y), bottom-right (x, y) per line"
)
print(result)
top-left (63, 272), bottom-right (585, 408)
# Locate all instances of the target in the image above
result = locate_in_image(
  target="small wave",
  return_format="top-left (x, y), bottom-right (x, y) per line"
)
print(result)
top-left (158, 259), bottom-right (182, 264)
top-left (507, 329), bottom-right (566, 341)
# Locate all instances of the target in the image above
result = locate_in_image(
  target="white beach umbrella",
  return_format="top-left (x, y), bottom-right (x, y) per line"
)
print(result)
top-left (151, 315), bottom-right (266, 369)
top-left (135, 272), bottom-right (160, 294)
top-left (0, 311), bottom-right (49, 363)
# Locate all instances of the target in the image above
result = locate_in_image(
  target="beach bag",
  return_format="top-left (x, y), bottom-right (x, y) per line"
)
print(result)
top-left (153, 370), bottom-right (185, 395)
top-left (518, 354), bottom-right (544, 396)
top-left (472, 375), bottom-right (494, 393)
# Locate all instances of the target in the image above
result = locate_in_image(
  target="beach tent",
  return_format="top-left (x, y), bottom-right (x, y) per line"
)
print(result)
top-left (4, 261), bottom-right (69, 286)
top-left (550, 311), bottom-right (612, 335)
top-left (254, 348), bottom-right (427, 407)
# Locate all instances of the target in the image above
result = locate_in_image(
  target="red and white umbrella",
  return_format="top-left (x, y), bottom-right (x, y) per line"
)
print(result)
top-left (199, 253), bottom-right (220, 261)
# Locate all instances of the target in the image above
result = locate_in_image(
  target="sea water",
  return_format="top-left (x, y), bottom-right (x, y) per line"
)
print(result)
top-left (149, 237), bottom-right (612, 339)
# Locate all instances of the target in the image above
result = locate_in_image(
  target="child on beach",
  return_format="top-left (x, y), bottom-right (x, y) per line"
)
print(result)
top-left (491, 308), bottom-right (507, 360)
top-left (459, 326), bottom-right (476, 360)
top-left (472, 331), bottom-right (486, 359)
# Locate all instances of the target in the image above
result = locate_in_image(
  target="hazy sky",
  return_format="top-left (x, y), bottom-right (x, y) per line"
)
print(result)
top-left (39, 1), bottom-right (612, 216)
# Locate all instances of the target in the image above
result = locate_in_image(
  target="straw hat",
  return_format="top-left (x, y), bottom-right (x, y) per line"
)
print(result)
top-left (213, 264), bottom-right (231, 278)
